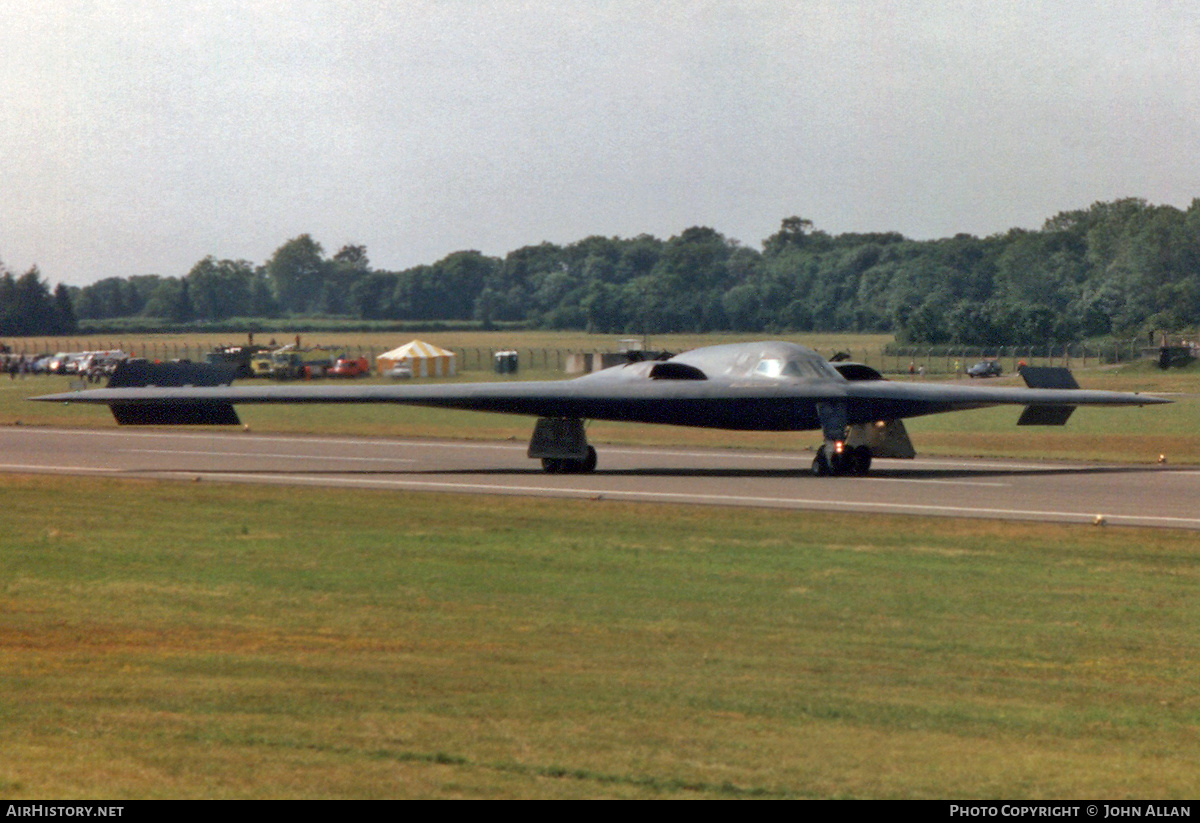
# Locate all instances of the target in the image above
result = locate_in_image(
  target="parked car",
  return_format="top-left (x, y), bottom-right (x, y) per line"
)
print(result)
top-left (46, 353), bottom-right (75, 374)
top-left (967, 360), bottom-right (1003, 378)
top-left (266, 350), bottom-right (307, 380)
top-left (329, 355), bottom-right (370, 378)
top-left (385, 363), bottom-right (414, 380)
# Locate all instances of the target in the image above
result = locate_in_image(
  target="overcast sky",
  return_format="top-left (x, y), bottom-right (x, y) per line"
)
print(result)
top-left (2, 0), bottom-right (1198, 286)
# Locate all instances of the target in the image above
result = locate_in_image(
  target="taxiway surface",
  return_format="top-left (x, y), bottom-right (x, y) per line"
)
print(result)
top-left (3, 426), bottom-right (1198, 529)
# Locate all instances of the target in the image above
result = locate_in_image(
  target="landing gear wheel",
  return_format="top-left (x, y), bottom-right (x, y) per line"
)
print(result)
top-left (580, 445), bottom-right (597, 474)
top-left (813, 446), bottom-right (870, 477)
top-left (828, 450), bottom-right (852, 476)
top-left (811, 451), bottom-right (831, 476)
top-left (849, 445), bottom-right (872, 476)
top-left (542, 446), bottom-right (597, 474)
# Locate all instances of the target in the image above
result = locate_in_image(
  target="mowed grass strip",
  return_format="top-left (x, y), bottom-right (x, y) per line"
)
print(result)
top-left (1, 474), bottom-right (1198, 798)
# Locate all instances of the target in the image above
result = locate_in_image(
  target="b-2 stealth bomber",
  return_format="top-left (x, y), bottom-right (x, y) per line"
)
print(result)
top-left (34, 341), bottom-right (1168, 476)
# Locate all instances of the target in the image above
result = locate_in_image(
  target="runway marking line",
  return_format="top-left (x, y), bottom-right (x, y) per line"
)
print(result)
top-left (0, 463), bottom-right (118, 474)
top-left (153, 470), bottom-right (1200, 529)
top-left (121, 448), bottom-right (417, 464)
top-left (865, 478), bottom-right (1008, 488)
top-left (5, 427), bottom-right (1073, 470)
top-left (115, 446), bottom-right (1009, 487)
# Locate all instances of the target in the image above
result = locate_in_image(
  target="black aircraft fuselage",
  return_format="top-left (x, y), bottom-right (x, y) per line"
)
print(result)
top-left (34, 341), bottom-right (1168, 476)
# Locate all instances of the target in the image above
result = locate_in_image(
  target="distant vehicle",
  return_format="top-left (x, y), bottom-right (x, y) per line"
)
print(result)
top-left (301, 359), bottom-right (328, 379)
top-left (328, 355), bottom-right (370, 378)
top-left (250, 353), bottom-right (275, 378)
top-left (64, 354), bottom-right (91, 374)
top-left (266, 350), bottom-right (307, 380)
top-left (967, 360), bottom-right (1003, 378)
top-left (46, 353), bottom-right (75, 374)
top-left (78, 351), bottom-right (129, 381)
top-left (385, 363), bottom-right (414, 380)
top-left (206, 345), bottom-right (271, 380)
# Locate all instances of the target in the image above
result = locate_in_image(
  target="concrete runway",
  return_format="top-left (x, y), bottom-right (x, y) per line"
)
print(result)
top-left (3, 425), bottom-right (1200, 529)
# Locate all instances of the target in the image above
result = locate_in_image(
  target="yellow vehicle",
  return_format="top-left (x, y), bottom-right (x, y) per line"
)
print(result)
top-left (250, 353), bottom-right (274, 378)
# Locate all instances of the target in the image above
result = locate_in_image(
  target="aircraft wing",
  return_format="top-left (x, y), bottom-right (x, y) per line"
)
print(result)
top-left (839, 379), bottom-right (1164, 426)
top-left (31, 341), bottom-right (1170, 477)
top-left (33, 372), bottom-right (829, 429)
top-left (31, 362), bottom-right (1166, 430)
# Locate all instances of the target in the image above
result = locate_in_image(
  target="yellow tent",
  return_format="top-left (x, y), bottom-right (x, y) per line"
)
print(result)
top-left (375, 340), bottom-right (457, 377)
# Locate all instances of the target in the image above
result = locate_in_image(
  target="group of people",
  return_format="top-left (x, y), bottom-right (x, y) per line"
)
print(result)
top-left (3, 354), bottom-right (33, 379)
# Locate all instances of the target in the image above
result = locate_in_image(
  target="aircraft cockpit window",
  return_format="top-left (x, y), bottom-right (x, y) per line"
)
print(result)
top-left (755, 359), bottom-right (784, 378)
top-left (755, 358), bottom-right (828, 379)
top-left (810, 360), bottom-right (842, 379)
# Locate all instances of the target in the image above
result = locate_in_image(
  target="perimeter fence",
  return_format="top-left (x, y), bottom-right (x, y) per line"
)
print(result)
top-left (0, 336), bottom-right (1177, 376)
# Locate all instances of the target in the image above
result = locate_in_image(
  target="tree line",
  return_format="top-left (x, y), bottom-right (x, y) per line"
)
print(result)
top-left (9, 197), bottom-right (1200, 344)
top-left (0, 265), bottom-right (77, 336)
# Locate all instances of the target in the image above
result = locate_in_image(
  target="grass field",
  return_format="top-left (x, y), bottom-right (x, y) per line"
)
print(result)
top-left (2, 474), bottom-right (1199, 799)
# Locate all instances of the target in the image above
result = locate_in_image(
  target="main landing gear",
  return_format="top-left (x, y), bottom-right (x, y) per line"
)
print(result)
top-left (811, 443), bottom-right (872, 477)
top-left (541, 446), bottom-right (598, 474)
top-left (529, 417), bottom-right (598, 474)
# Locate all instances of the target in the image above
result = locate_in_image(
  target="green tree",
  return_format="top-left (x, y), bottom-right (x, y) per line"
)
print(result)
top-left (0, 266), bottom-right (62, 335)
top-left (266, 234), bottom-right (327, 314)
top-left (762, 216), bottom-right (815, 255)
top-left (52, 283), bottom-right (78, 334)
top-left (184, 257), bottom-right (254, 321)
top-left (140, 278), bottom-right (191, 322)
